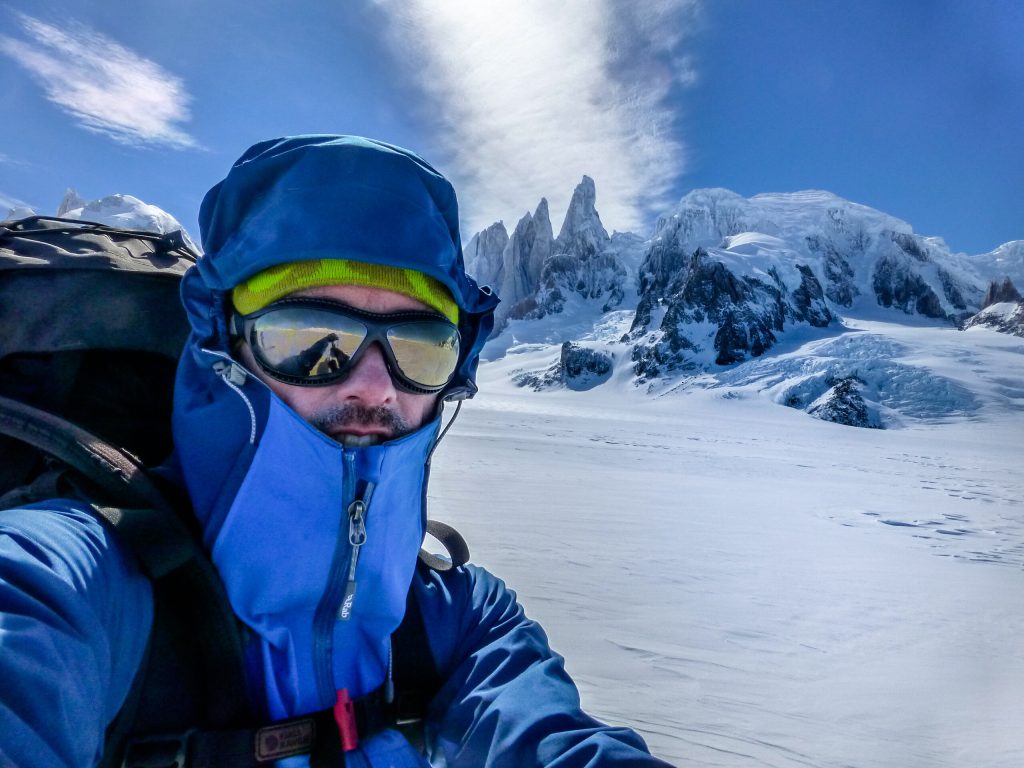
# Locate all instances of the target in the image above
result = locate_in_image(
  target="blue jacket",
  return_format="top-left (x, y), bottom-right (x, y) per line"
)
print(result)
top-left (0, 137), bottom-right (672, 767)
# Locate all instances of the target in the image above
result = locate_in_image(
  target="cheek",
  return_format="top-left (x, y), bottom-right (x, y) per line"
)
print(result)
top-left (265, 382), bottom-right (321, 421)
top-left (398, 393), bottom-right (440, 429)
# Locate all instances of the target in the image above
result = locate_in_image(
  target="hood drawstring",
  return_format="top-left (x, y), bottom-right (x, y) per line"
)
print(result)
top-left (427, 400), bottom-right (463, 464)
top-left (211, 356), bottom-right (256, 445)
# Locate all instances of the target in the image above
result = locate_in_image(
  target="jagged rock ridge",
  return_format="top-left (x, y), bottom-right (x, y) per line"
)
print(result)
top-left (466, 177), bottom-right (632, 331)
top-left (628, 242), bottom-right (832, 378)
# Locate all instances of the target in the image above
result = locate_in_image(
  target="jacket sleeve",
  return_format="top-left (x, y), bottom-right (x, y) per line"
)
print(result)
top-left (415, 564), bottom-right (675, 768)
top-left (0, 502), bottom-right (153, 768)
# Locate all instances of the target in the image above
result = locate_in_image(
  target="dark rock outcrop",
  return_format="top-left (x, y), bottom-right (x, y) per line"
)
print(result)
top-left (982, 276), bottom-right (1023, 308)
top-left (629, 247), bottom-right (831, 379)
top-left (872, 252), bottom-right (946, 318)
top-left (515, 341), bottom-right (614, 391)
top-left (806, 234), bottom-right (858, 306)
top-left (962, 277), bottom-right (1024, 337)
top-left (805, 376), bottom-right (875, 428)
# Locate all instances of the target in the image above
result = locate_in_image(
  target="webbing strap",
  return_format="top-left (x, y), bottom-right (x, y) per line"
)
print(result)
top-left (417, 519), bottom-right (470, 572)
top-left (122, 688), bottom-right (422, 768)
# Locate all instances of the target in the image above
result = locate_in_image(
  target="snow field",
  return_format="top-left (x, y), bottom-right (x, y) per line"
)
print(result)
top-left (429, 324), bottom-right (1024, 767)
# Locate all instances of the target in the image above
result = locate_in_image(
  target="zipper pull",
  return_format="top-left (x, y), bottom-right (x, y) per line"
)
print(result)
top-left (212, 359), bottom-right (248, 386)
top-left (338, 499), bottom-right (367, 621)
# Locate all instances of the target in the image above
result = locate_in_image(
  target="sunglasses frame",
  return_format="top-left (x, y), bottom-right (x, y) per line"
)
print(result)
top-left (230, 297), bottom-right (461, 395)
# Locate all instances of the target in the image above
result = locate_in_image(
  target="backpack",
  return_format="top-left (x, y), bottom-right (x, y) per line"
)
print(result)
top-left (0, 216), bottom-right (463, 766)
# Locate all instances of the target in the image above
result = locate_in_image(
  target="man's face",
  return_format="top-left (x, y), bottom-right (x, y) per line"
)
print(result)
top-left (236, 283), bottom-right (441, 445)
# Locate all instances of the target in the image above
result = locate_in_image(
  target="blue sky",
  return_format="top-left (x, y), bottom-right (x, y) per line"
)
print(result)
top-left (1, 0), bottom-right (1020, 254)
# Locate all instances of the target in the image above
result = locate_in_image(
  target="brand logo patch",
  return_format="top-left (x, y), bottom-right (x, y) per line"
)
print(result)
top-left (255, 720), bottom-right (315, 761)
top-left (339, 592), bottom-right (355, 619)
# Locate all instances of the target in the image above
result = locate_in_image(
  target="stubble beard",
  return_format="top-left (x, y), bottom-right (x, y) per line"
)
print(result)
top-left (310, 403), bottom-right (414, 444)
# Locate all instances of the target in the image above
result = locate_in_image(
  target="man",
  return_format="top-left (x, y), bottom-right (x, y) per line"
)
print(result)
top-left (0, 136), bottom-right (671, 766)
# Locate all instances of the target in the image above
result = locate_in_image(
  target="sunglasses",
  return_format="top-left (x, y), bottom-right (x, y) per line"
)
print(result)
top-left (231, 298), bottom-right (461, 394)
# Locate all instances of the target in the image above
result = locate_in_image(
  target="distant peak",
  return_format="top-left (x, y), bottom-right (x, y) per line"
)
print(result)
top-left (57, 188), bottom-right (88, 217)
top-left (557, 176), bottom-right (608, 245)
top-left (55, 191), bottom-right (190, 239)
top-left (534, 197), bottom-right (550, 224)
top-left (482, 220), bottom-right (509, 237)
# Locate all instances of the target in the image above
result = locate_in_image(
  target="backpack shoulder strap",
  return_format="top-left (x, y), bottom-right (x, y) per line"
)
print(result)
top-left (100, 527), bottom-right (256, 768)
top-left (0, 394), bottom-right (168, 512)
top-left (383, 565), bottom-right (444, 753)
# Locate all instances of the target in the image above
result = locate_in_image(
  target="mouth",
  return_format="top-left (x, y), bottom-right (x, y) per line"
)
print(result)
top-left (332, 431), bottom-right (387, 447)
top-left (312, 404), bottom-right (410, 446)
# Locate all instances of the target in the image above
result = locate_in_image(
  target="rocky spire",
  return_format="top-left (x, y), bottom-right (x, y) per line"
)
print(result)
top-left (464, 221), bottom-right (509, 290)
top-left (57, 188), bottom-right (88, 217)
top-left (555, 176), bottom-right (609, 258)
top-left (495, 199), bottom-right (554, 326)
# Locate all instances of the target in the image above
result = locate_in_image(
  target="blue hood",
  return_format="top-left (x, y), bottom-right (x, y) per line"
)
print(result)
top-left (196, 134), bottom-right (497, 400)
top-left (172, 136), bottom-right (498, 719)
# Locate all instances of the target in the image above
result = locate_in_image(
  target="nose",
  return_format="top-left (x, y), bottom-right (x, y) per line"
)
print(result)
top-left (332, 342), bottom-right (397, 406)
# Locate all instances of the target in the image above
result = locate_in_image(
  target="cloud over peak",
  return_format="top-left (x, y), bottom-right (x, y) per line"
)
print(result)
top-left (0, 13), bottom-right (197, 149)
top-left (373, 0), bottom-right (699, 236)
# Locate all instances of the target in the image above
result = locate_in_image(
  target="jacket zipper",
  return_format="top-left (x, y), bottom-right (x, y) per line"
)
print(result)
top-left (312, 450), bottom-right (375, 706)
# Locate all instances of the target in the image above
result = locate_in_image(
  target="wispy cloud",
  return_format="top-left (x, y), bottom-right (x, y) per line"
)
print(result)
top-left (373, 0), bottom-right (699, 235)
top-left (0, 13), bottom-right (196, 149)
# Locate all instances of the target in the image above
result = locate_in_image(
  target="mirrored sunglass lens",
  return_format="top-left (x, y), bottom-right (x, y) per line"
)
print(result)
top-left (387, 323), bottom-right (460, 387)
top-left (253, 308), bottom-right (366, 378)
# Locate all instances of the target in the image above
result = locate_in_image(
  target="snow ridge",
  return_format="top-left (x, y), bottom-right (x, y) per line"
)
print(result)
top-left (5, 188), bottom-right (196, 249)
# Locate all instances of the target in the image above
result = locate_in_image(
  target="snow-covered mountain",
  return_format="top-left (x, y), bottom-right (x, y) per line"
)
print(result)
top-left (624, 188), bottom-right (999, 379)
top-left (465, 183), bottom-right (1023, 424)
top-left (4, 189), bottom-right (196, 249)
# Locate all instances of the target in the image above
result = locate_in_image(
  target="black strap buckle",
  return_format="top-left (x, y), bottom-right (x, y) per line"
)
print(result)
top-left (122, 730), bottom-right (194, 768)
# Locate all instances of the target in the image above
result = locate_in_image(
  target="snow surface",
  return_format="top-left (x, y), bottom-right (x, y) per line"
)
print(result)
top-left (429, 321), bottom-right (1024, 767)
